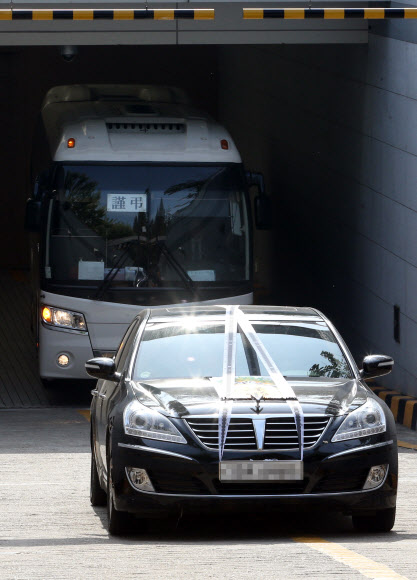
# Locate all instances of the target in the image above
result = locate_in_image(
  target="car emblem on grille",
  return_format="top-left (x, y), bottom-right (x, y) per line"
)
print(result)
top-left (250, 395), bottom-right (264, 414)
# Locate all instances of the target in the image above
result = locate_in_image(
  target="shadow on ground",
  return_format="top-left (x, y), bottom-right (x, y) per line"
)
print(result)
top-left (43, 379), bottom-right (95, 407)
top-left (2, 508), bottom-right (415, 548)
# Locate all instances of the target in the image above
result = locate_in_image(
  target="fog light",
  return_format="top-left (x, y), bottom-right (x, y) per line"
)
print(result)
top-left (57, 354), bottom-right (70, 367)
top-left (126, 467), bottom-right (155, 492)
top-left (363, 464), bottom-right (388, 490)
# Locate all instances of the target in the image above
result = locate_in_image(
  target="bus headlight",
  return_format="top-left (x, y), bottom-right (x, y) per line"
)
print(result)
top-left (41, 305), bottom-right (88, 333)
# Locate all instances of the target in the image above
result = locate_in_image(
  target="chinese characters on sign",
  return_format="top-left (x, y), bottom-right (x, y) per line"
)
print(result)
top-left (107, 193), bottom-right (147, 213)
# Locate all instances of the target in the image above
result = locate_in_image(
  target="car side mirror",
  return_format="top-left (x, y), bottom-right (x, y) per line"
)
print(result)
top-left (24, 199), bottom-right (41, 232)
top-left (85, 357), bottom-right (120, 381)
top-left (360, 354), bottom-right (394, 381)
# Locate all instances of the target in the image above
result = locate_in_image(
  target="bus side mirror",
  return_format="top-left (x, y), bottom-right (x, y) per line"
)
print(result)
top-left (24, 199), bottom-right (41, 232)
top-left (246, 171), bottom-right (265, 195)
top-left (246, 171), bottom-right (272, 230)
top-left (254, 195), bottom-right (272, 230)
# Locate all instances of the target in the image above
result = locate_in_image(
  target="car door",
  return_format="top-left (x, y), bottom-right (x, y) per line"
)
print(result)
top-left (97, 318), bottom-right (141, 471)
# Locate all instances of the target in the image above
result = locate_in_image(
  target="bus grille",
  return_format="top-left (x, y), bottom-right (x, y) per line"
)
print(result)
top-left (106, 122), bottom-right (185, 133)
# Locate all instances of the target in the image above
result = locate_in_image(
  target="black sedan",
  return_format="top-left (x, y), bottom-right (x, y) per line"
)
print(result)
top-left (86, 305), bottom-right (397, 535)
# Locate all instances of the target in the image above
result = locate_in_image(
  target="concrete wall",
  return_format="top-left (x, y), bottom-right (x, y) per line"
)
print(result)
top-left (218, 35), bottom-right (417, 396)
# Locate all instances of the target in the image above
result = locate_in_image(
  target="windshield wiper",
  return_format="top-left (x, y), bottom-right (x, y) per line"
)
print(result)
top-left (94, 238), bottom-right (195, 300)
top-left (157, 241), bottom-right (196, 293)
top-left (94, 240), bottom-right (138, 300)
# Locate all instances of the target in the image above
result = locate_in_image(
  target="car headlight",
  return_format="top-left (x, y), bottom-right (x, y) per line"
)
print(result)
top-left (331, 398), bottom-right (386, 442)
top-left (41, 305), bottom-right (87, 333)
top-left (123, 400), bottom-right (187, 444)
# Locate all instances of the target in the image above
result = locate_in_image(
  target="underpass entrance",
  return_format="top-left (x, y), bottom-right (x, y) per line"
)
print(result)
top-left (0, 3), bottom-right (416, 403)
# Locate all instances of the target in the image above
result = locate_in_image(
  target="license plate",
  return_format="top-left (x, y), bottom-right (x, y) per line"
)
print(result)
top-left (219, 460), bottom-right (303, 482)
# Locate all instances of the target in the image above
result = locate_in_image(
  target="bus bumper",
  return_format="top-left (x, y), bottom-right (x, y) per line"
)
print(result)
top-left (38, 323), bottom-right (94, 379)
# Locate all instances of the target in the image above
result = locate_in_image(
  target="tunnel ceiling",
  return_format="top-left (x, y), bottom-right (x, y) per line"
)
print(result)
top-left (0, 1), bottom-right (368, 45)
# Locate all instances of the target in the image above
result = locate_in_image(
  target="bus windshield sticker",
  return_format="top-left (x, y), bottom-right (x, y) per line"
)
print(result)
top-left (78, 261), bottom-right (105, 280)
top-left (187, 270), bottom-right (216, 282)
top-left (106, 193), bottom-right (147, 213)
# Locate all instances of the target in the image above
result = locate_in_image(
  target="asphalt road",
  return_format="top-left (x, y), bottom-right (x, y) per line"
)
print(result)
top-left (0, 408), bottom-right (416, 580)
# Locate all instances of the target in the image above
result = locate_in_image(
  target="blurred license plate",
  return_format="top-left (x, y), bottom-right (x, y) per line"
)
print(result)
top-left (219, 461), bottom-right (303, 482)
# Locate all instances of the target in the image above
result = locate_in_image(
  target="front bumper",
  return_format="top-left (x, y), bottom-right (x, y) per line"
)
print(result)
top-left (39, 323), bottom-right (94, 379)
top-left (111, 438), bottom-right (397, 518)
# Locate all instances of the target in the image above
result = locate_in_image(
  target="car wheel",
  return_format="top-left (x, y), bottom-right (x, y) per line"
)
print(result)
top-left (107, 458), bottom-right (134, 535)
top-left (90, 449), bottom-right (107, 507)
top-left (352, 507), bottom-right (396, 533)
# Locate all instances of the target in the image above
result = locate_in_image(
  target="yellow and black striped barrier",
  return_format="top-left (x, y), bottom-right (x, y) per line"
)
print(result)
top-left (370, 385), bottom-right (417, 430)
top-left (244, 7), bottom-right (417, 19)
top-left (0, 8), bottom-right (214, 21)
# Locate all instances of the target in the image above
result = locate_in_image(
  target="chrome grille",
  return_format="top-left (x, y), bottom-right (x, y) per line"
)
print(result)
top-left (186, 415), bottom-right (330, 450)
top-left (186, 418), bottom-right (257, 450)
top-left (264, 416), bottom-right (330, 449)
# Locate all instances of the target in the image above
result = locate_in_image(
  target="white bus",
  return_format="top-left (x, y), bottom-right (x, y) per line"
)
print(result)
top-left (25, 85), bottom-right (269, 380)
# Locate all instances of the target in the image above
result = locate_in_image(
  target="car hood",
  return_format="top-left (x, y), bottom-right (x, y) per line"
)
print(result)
top-left (130, 376), bottom-right (368, 417)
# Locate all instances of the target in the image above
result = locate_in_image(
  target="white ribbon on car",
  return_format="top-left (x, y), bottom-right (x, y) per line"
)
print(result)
top-left (218, 305), bottom-right (238, 462)
top-left (218, 306), bottom-right (305, 462)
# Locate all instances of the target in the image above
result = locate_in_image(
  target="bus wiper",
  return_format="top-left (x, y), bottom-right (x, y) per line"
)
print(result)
top-left (94, 240), bottom-right (138, 300)
top-left (157, 241), bottom-right (195, 292)
top-left (94, 238), bottom-right (194, 300)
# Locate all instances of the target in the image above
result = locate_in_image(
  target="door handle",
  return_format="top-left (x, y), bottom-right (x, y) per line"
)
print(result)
top-left (91, 389), bottom-right (98, 397)
top-left (98, 392), bottom-right (107, 399)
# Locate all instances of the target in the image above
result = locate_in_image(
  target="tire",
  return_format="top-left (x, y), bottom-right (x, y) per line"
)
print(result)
top-left (107, 458), bottom-right (134, 536)
top-left (90, 449), bottom-right (107, 507)
top-left (352, 507), bottom-right (396, 533)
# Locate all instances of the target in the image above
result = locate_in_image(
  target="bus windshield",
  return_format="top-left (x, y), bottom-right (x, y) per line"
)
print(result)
top-left (45, 164), bottom-right (250, 297)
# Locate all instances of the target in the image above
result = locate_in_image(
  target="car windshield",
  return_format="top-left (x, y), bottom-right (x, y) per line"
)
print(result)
top-left (45, 164), bottom-right (250, 289)
top-left (133, 319), bottom-right (353, 380)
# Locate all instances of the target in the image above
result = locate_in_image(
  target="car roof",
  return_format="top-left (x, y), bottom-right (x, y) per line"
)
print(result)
top-left (146, 305), bottom-right (324, 321)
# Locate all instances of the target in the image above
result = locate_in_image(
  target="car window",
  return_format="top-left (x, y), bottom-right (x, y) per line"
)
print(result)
top-left (133, 320), bottom-right (353, 380)
top-left (115, 319), bottom-right (140, 371)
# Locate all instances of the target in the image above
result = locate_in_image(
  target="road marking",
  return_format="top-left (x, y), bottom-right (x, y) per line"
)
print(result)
top-left (398, 440), bottom-right (417, 450)
top-left (292, 536), bottom-right (409, 580)
top-left (78, 409), bottom-right (90, 421)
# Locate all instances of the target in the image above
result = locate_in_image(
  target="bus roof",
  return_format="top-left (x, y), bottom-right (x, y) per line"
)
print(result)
top-left (43, 85), bottom-right (190, 107)
top-left (41, 84), bottom-right (242, 164)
